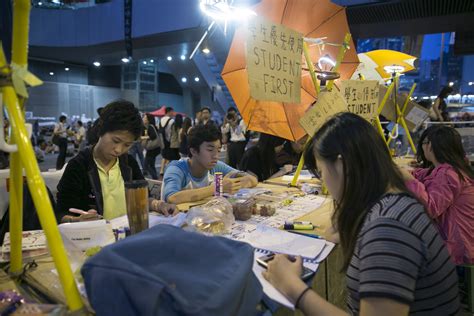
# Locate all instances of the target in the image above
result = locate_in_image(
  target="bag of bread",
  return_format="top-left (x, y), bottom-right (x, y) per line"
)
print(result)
top-left (185, 197), bottom-right (234, 235)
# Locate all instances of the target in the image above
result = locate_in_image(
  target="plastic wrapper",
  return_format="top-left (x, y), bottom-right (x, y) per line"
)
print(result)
top-left (185, 197), bottom-right (234, 234)
top-left (254, 202), bottom-right (276, 217)
top-left (229, 198), bottom-right (256, 221)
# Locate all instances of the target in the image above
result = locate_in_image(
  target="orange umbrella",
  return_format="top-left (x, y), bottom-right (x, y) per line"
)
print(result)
top-left (222, 0), bottom-right (359, 141)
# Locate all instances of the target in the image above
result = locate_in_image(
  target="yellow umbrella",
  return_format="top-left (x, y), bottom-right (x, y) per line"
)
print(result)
top-left (351, 49), bottom-right (416, 81)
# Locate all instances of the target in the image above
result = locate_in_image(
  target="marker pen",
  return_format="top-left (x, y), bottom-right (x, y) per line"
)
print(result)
top-left (283, 223), bottom-right (314, 230)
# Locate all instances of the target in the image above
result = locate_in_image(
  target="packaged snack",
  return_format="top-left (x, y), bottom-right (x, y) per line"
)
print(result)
top-left (229, 198), bottom-right (256, 221)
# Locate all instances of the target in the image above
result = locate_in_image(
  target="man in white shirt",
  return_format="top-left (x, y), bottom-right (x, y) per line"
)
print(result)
top-left (221, 112), bottom-right (247, 168)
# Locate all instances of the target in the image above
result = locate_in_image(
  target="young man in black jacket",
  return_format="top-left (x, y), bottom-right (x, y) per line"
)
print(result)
top-left (56, 100), bottom-right (177, 222)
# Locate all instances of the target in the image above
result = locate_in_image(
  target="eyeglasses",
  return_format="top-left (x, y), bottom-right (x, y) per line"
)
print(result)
top-left (422, 140), bottom-right (430, 145)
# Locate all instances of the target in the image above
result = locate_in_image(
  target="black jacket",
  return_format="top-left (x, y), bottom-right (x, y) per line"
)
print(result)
top-left (56, 147), bottom-right (144, 219)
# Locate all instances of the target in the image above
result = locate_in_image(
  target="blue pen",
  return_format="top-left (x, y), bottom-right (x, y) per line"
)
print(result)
top-left (288, 230), bottom-right (324, 239)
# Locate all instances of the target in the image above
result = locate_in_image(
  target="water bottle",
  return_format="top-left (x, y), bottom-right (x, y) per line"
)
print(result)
top-left (395, 139), bottom-right (402, 157)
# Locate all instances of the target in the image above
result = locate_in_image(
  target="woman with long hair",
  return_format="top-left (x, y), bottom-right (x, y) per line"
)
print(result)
top-left (179, 117), bottom-right (192, 157)
top-left (402, 125), bottom-right (474, 264)
top-left (143, 113), bottom-right (161, 179)
top-left (239, 133), bottom-right (293, 182)
top-left (168, 114), bottom-right (183, 161)
top-left (263, 113), bottom-right (459, 315)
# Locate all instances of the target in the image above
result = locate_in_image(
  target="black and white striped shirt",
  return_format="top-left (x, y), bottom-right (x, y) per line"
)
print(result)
top-left (346, 193), bottom-right (460, 315)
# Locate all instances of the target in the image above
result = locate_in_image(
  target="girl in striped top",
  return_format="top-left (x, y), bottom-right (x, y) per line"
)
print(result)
top-left (263, 112), bottom-right (460, 315)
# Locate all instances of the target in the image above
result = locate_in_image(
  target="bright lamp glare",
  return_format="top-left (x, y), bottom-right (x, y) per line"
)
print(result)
top-left (181, 77), bottom-right (187, 83)
top-left (199, 0), bottom-right (256, 21)
top-left (167, 56), bottom-right (172, 61)
top-left (180, 55), bottom-right (186, 60)
top-left (93, 61), bottom-right (101, 67)
top-left (202, 48), bottom-right (210, 54)
top-left (194, 77), bottom-right (200, 82)
top-left (121, 57), bottom-right (130, 63)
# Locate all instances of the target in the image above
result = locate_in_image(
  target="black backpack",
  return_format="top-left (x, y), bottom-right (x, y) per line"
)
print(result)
top-left (158, 118), bottom-right (172, 149)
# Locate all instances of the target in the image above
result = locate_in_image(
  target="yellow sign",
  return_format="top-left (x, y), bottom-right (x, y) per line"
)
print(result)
top-left (246, 17), bottom-right (303, 103)
top-left (299, 90), bottom-right (347, 137)
top-left (340, 80), bottom-right (379, 121)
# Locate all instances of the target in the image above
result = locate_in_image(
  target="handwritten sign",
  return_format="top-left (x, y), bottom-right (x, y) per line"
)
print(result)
top-left (340, 80), bottom-right (379, 121)
top-left (246, 17), bottom-right (303, 103)
top-left (405, 105), bottom-right (429, 128)
top-left (299, 90), bottom-right (347, 137)
top-left (379, 85), bottom-right (430, 131)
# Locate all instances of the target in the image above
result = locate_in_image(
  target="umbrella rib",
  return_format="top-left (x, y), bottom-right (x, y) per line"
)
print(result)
top-left (221, 68), bottom-right (244, 77)
top-left (281, 0), bottom-right (289, 24)
top-left (241, 97), bottom-right (254, 128)
top-left (305, 8), bottom-right (344, 37)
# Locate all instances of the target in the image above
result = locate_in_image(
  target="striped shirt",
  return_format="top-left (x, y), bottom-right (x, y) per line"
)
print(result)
top-left (346, 193), bottom-right (460, 315)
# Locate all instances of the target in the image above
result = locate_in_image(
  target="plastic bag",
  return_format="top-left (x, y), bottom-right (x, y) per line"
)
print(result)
top-left (185, 197), bottom-right (234, 234)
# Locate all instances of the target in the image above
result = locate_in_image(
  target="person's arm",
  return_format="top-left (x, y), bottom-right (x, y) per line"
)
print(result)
top-left (405, 167), bottom-right (461, 219)
top-left (56, 159), bottom-right (93, 221)
top-left (224, 171), bottom-right (258, 188)
top-left (263, 255), bottom-right (348, 316)
top-left (269, 164), bottom-right (293, 179)
top-left (433, 99), bottom-right (443, 121)
top-left (168, 184), bottom-right (214, 204)
top-left (162, 164), bottom-right (214, 204)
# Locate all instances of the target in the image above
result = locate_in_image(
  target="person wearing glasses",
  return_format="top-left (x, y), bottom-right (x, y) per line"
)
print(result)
top-left (161, 124), bottom-right (257, 204)
top-left (400, 125), bottom-right (474, 264)
top-left (263, 113), bottom-right (459, 315)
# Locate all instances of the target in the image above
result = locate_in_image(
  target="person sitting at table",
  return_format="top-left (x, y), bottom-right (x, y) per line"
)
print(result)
top-left (161, 124), bottom-right (257, 204)
top-left (56, 100), bottom-right (177, 222)
top-left (263, 112), bottom-right (459, 315)
top-left (239, 133), bottom-right (293, 182)
top-left (400, 125), bottom-right (474, 264)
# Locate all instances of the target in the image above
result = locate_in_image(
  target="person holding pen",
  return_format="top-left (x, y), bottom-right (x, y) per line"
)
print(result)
top-left (263, 112), bottom-right (459, 315)
top-left (57, 100), bottom-right (177, 222)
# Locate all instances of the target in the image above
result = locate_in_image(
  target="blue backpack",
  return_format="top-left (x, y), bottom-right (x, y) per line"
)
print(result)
top-left (81, 225), bottom-right (262, 316)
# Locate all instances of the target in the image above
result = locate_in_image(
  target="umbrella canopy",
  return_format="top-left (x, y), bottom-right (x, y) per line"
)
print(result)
top-left (149, 106), bottom-right (186, 118)
top-left (222, 0), bottom-right (359, 141)
top-left (351, 49), bottom-right (417, 82)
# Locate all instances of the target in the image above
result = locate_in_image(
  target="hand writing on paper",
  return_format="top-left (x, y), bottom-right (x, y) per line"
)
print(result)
top-left (262, 254), bottom-right (306, 304)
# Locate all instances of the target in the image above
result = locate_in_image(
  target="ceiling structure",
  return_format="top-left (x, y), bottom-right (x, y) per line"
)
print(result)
top-left (23, 0), bottom-right (474, 112)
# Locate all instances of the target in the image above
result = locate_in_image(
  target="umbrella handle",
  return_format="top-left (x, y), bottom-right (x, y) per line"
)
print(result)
top-left (388, 123), bottom-right (399, 139)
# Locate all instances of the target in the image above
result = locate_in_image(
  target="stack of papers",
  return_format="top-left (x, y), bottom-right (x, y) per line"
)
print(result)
top-left (1, 230), bottom-right (49, 261)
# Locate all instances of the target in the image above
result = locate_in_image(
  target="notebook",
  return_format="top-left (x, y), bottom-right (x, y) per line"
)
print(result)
top-left (240, 225), bottom-right (327, 260)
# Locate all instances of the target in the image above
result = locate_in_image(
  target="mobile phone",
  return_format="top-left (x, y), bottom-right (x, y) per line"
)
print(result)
top-left (256, 253), bottom-right (315, 281)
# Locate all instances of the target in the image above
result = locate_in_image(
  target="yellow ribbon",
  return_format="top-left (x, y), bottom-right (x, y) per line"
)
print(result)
top-left (10, 62), bottom-right (43, 98)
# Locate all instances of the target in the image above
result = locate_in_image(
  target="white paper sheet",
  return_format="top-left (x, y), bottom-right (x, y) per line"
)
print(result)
top-left (108, 212), bottom-right (187, 230)
top-left (241, 225), bottom-right (326, 259)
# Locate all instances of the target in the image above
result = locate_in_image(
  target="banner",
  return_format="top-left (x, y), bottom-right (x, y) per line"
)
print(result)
top-left (124, 0), bottom-right (133, 58)
top-left (299, 90), bottom-right (347, 137)
top-left (340, 80), bottom-right (379, 121)
top-left (246, 17), bottom-right (303, 103)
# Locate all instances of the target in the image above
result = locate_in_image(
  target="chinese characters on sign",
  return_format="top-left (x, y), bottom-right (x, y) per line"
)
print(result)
top-left (340, 80), bottom-right (379, 121)
top-left (246, 17), bottom-right (303, 103)
top-left (299, 90), bottom-right (347, 137)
